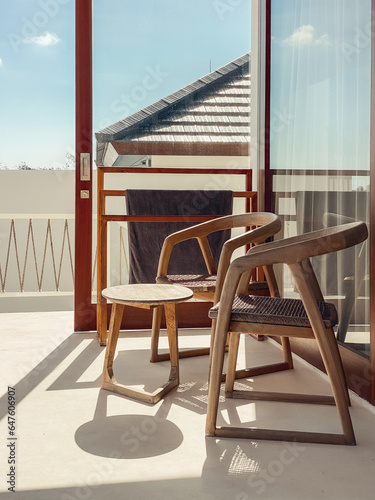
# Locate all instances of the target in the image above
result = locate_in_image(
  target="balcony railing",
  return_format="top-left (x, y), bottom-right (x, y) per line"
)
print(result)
top-left (0, 215), bottom-right (75, 296)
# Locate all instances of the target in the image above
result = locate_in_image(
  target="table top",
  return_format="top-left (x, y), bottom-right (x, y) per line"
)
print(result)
top-left (102, 284), bottom-right (193, 306)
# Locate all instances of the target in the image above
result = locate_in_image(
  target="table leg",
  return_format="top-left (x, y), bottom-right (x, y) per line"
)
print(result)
top-left (101, 301), bottom-right (180, 404)
top-left (102, 302), bottom-right (125, 387)
top-left (150, 304), bottom-right (163, 362)
top-left (164, 303), bottom-right (180, 386)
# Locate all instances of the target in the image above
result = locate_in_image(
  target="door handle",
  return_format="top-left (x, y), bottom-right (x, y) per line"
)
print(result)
top-left (80, 153), bottom-right (90, 181)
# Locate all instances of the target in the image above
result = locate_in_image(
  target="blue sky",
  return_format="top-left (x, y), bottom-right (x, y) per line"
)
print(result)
top-left (0, 0), bottom-right (251, 169)
top-left (2, 1), bottom-right (369, 172)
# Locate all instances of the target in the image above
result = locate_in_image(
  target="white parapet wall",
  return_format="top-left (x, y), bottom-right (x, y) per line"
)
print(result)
top-left (0, 170), bottom-right (77, 313)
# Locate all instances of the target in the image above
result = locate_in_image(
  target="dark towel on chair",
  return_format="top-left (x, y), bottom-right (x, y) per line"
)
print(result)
top-left (126, 190), bottom-right (233, 284)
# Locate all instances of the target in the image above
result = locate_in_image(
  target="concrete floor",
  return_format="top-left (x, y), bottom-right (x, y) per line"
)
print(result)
top-left (1, 311), bottom-right (375, 499)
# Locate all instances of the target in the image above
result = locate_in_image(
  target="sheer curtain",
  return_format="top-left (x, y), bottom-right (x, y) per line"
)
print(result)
top-left (270, 0), bottom-right (371, 358)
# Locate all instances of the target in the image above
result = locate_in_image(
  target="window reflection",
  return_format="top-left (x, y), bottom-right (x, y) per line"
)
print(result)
top-left (270, 0), bottom-right (371, 359)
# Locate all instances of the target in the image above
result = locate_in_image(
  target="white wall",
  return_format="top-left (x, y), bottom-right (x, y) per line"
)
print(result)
top-left (0, 170), bottom-right (75, 215)
top-left (0, 170), bottom-right (76, 313)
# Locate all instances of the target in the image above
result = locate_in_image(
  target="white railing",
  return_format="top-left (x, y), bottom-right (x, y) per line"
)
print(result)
top-left (0, 215), bottom-right (132, 300)
top-left (0, 215), bottom-right (75, 296)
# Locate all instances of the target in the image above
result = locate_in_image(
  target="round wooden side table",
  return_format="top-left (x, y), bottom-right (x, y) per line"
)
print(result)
top-left (101, 284), bottom-right (193, 404)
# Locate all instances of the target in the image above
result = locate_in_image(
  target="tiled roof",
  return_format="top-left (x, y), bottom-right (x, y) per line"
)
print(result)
top-left (96, 53), bottom-right (250, 162)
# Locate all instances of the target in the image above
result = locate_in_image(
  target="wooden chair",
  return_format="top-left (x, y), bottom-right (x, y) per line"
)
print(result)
top-left (206, 221), bottom-right (368, 445)
top-left (151, 212), bottom-right (294, 381)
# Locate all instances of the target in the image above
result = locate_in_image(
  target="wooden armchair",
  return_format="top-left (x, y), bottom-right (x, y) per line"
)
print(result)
top-left (151, 212), bottom-right (286, 369)
top-left (206, 221), bottom-right (368, 445)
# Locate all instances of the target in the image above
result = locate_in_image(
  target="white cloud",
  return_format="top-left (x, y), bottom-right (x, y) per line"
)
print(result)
top-left (25, 32), bottom-right (61, 47)
top-left (0, 58), bottom-right (3, 66)
top-left (283, 25), bottom-right (330, 47)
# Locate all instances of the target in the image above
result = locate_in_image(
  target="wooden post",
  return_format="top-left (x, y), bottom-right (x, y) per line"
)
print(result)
top-left (74, 0), bottom-right (94, 331)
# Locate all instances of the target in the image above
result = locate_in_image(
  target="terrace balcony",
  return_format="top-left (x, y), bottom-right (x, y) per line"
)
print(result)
top-left (2, 310), bottom-right (375, 500)
top-left (2, 0), bottom-right (375, 498)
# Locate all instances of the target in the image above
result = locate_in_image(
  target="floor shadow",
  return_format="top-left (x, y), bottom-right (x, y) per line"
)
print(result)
top-left (75, 390), bottom-right (183, 459)
top-left (0, 332), bottom-right (91, 420)
top-left (47, 337), bottom-right (103, 390)
top-left (48, 329), bottom-right (209, 393)
top-left (0, 477), bottom-right (232, 500)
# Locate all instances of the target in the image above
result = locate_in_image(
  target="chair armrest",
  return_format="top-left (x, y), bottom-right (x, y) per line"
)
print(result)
top-left (157, 212), bottom-right (281, 277)
top-left (213, 220), bottom-right (282, 300)
top-left (157, 219), bottom-right (232, 277)
top-left (224, 218), bottom-right (281, 253)
top-left (163, 212), bottom-right (280, 247)
top-left (221, 221), bottom-right (368, 295)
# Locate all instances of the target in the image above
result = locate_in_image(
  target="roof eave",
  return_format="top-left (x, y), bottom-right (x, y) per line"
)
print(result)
top-left (95, 53), bottom-right (250, 143)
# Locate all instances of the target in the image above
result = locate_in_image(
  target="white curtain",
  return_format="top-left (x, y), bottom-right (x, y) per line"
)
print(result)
top-left (270, 0), bottom-right (371, 357)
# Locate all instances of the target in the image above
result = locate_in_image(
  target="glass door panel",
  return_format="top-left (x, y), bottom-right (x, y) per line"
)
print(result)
top-left (92, 1), bottom-right (252, 332)
top-left (0, 1), bottom-right (75, 314)
top-left (270, 0), bottom-right (371, 359)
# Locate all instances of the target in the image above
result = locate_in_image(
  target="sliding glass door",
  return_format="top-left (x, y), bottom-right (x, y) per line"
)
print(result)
top-left (258, 0), bottom-right (374, 402)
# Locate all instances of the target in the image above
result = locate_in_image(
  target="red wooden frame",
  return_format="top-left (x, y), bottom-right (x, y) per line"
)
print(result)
top-left (74, 0), bottom-right (93, 332)
top-left (264, 0), bottom-right (272, 213)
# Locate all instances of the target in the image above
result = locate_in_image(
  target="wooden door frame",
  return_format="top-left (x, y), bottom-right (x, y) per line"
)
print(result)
top-left (74, 0), bottom-right (94, 332)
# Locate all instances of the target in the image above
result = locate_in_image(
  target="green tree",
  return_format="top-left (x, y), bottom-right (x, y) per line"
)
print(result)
top-left (64, 152), bottom-right (75, 170)
top-left (16, 161), bottom-right (32, 170)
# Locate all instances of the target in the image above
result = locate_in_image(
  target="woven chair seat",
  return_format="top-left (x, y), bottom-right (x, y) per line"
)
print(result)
top-left (209, 294), bottom-right (338, 329)
top-left (157, 274), bottom-right (217, 292)
top-left (157, 275), bottom-right (269, 294)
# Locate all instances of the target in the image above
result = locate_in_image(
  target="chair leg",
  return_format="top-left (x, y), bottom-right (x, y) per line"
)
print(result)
top-left (325, 328), bottom-right (351, 407)
top-left (232, 333), bottom-right (292, 381)
top-left (209, 318), bottom-right (217, 362)
top-left (225, 333), bottom-right (240, 395)
top-left (316, 332), bottom-right (355, 444)
top-left (208, 318), bottom-right (220, 383)
top-left (291, 263), bottom-right (356, 445)
top-left (210, 327), bottom-right (292, 384)
top-left (281, 337), bottom-right (294, 369)
top-left (206, 319), bottom-right (228, 436)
